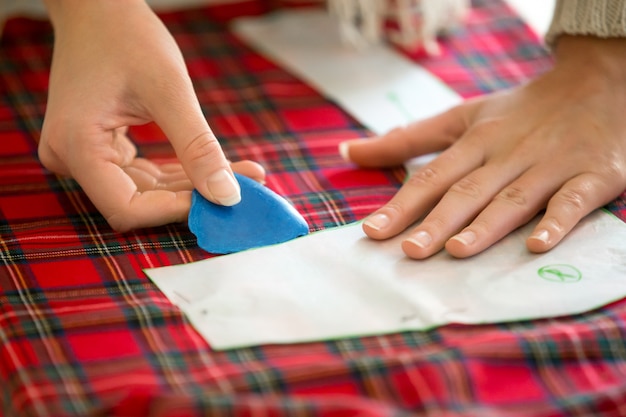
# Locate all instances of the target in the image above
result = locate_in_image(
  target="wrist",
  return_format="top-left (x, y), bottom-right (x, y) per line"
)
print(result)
top-left (553, 35), bottom-right (626, 85)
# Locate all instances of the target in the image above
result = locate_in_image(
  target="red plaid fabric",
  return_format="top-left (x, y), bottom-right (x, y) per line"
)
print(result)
top-left (1, 1), bottom-right (626, 416)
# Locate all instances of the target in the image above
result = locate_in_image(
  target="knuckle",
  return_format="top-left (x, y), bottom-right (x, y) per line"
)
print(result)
top-left (382, 201), bottom-right (408, 218)
top-left (37, 143), bottom-right (57, 171)
top-left (386, 125), bottom-right (408, 139)
top-left (106, 203), bottom-right (147, 233)
top-left (105, 200), bottom-right (139, 233)
top-left (598, 159), bottom-right (626, 182)
top-left (38, 134), bottom-right (68, 175)
top-left (112, 133), bottom-right (137, 167)
top-left (406, 167), bottom-right (440, 188)
top-left (469, 219), bottom-right (490, 235)
top-left (106, 213), bottom-right (134, 233)
top-left (421, 215), bottom-right (447, 231)
top-left (554, 188), bottom-right (586, 212)
top-left (465, 118), bottom-right (502, 142)
top-left (448, 177), bottom-right (483, 200)
top-left (181, 132), bottom-right (222, 164)
top-left (539, 216), bottom-right (564, 234)
top-left (494, 186), bottom-right (528, 207)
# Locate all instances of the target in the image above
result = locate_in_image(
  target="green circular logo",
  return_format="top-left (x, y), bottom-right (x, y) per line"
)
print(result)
top-left (537, 264), bottom-right (582, 283)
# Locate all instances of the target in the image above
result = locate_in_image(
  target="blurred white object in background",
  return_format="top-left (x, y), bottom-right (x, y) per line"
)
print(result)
top-left (1, 0), bottom-right (556, 46)
top-left (327, 0), bottom-right (558, 53)
top-left (327, 0), bottom-right (469, 54)
top-left (506, 0), bottom-right (556, 36)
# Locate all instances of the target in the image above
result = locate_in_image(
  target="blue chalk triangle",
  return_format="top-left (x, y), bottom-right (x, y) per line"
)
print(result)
top-left (188, 173), bottom-right (309, 254)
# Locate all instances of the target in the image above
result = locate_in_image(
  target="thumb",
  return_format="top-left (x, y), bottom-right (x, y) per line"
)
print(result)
top-left (149, 83), bottom-right (241, 207)
top-left (174, 129), bottom-right (241, 207)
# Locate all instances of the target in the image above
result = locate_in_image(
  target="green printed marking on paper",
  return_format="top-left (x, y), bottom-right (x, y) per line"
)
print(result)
top-left (386, 91), bottom-right (414, 122)
top-left (537, 264), bottom-right (582, 283)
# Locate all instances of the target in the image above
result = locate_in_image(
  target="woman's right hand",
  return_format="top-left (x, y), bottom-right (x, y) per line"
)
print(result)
top-left (40, 0), bottom-right (265, 231)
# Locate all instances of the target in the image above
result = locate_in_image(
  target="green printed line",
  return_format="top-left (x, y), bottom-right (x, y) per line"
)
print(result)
top-left (386, 91), bottom-right (414, 122)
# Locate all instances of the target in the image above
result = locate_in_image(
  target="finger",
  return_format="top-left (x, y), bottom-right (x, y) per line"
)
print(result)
top-left (526, 173), bottom-right (621, 253)
top-left (159, 162), bottom-right (187, 174)
top-left (134, 158), bottom-right (265, 185)
top-left (123, 166), bottom-right (193, 193)
top-left (38, 140), bottom-right (71, 176)
top-left (111, 127), bottom-right (137, 167)
top-left (144, 71), bottom-right (240, 207)
top-left (131, 158), bottom-right (190, 183)
top-left (75, 158), bottom-right (191, 232)
top-left (125, 158), bottom-right (265, 194)
top-left (401, 162), bottom-right (525, 259)
top-left (230, 160), bottom-right (266, 183)
top-left (339, 104), bottom-right (469, 168)
top-left (127, 157), bottom-right (165, 177)
top-left (443, 167), bottom-right (621, 258)
top-left (362, 136), bottom-right (487, 240)
top-left (441, 165), bottom-right (560, 258)
top-left (123, 158), bottom-right (191, 192)
top-left (40, 126), bottom-right (137, 177)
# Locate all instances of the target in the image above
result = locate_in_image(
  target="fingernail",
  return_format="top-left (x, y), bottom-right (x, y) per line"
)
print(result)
top-left (529, 229), bottom-right (549, 244)
top-left (338, 142), bottom-right (351, 162)
top-left (406, 230), bottom-right (432, 248)
top-left (206, 169), bottom-right (241, 206)
top-left (451, 230), bottom-right (476, 246)
top-left (364, 213), bottom-right (390, 231)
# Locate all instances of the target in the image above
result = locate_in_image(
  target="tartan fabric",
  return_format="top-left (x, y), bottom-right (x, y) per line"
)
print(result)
top-left (1, 0), bottom-right (626, 416)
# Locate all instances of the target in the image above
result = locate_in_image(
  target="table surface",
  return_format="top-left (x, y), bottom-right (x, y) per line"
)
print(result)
top-left (1, 1), bottom-right (626, 416)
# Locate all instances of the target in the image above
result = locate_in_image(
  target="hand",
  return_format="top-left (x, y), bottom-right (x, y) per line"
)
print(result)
top-left (340, 35), bottom-right (626, 258)
top-left (39, 0), bottom-right (264, 232)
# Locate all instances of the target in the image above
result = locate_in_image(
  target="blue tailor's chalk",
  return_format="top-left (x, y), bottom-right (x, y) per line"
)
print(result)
top-left (188, 173), bottom-right (309, 254)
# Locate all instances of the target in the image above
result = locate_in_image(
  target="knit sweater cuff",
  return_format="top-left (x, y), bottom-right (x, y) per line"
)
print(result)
top-left (545, 0), bottom-right (626, 47)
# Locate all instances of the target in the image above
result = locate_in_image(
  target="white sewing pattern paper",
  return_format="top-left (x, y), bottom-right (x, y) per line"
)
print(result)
top-left (145, 210), bottom-right (626, 350)
top-left (231, 10), bottom-right (462, 135)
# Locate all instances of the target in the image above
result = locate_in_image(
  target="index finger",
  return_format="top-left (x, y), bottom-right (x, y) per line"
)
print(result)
top-left (361, 131), bottom-right (487, 241)
top-left (339, 104), bottom-right (470, 168)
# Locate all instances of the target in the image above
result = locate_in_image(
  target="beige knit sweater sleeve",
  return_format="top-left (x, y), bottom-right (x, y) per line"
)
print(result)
top-left (546, 0), bottom-right (626, 46)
